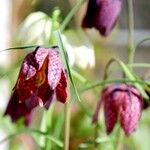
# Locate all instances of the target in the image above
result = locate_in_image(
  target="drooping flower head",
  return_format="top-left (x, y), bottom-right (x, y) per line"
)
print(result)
top-left (82, 0), bottom-right (122, 36)
top-left (93, 84), bottom-right (144, 135)
top-left (4, 46), bottom-right (67, 125)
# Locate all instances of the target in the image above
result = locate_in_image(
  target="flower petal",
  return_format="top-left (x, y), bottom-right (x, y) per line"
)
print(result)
top-left (104, 94), bottom-right (118, 134)
top-left (37, 80), bottom-right (54, 109)
top-left (4, 90), bottom-right (32, 126)
top-left (56, 71), bottom-right (67, 103)
top-left (18, 47), bottom-right (49, 81)
top-left (16, 47), bottom-right (49, 102)
top-left (82, 0), bottom-right (122, 36)
top-left (48, 48), bottom-right (64, 89)
top-left (120, 90), bottom-right (143, 135)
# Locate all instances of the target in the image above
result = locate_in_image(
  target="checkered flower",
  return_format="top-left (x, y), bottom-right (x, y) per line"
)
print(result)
top-left (82, 0), bottom-right (122, 36)
top-left (92, 84), bottom-right (144, 135)
top-left (4, 46), bottom-right (67, 125)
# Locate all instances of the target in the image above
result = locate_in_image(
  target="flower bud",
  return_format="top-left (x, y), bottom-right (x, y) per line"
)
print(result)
top-left (82, 0), bottom-right (122, 36)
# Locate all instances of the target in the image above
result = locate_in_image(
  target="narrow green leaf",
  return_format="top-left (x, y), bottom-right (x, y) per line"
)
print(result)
top-left (54, 30), bottom-right (81, 102)
top-left (0, 45), bottom-right (40, 53)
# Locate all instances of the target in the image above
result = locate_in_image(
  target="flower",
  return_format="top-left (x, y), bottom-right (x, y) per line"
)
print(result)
top-left (4, 46), bottom-right (67, 125)
top-left (92, 84), bottom-right (144, 135)
top-left (62, 30), bottom-right (95, 69)
top-left (17, 11), bottom-right (52, 45)
top-left (82, 0), bottom-right (122, 36)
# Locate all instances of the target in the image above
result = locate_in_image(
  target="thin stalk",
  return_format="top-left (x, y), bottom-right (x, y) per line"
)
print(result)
top-left (0, 45), bottom-right (40, 53)
top-left (135, 37), bottom-right (150, 50)
top-left (94, 124), bottom-right (99, 150)
top-left (60, 0), bottom-right (86, 31)
top-left (64, 101), bottom-right (71, 150)
top-left (82, 79), bottom-right (148, 92)
top-left (128, 63), bottom-right (150, 68)
top-left (114, 126), bottom-right (123, 150)
top-left (127, 0), bottom-right (135, 67)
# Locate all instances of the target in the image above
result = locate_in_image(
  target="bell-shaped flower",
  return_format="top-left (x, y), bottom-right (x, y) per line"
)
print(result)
top-left (92, 84), bottom-right (144, 135)
top-left (4, 46), bottom-right (67, 125)
top-left (82, 0), bottom-right (122, 36)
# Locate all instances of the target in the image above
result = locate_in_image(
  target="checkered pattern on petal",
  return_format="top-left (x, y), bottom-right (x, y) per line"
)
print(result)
top-left (48, 49), bottom-right (64, 89)
top-left (19, 47), bottom-right (48, 81)
top-left (120, 87), bottom-right (143, 135)
top-left (103, 88), bottom-right (119, 134)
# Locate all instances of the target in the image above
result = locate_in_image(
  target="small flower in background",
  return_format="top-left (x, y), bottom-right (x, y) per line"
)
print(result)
top-left (82, 0), bottom-right (122, 36)
top-left (93, 84), bottom-right (144, 135)
top-left (17, 11), bottom-right (52, 45)
top-left (62, 30), bottom-right (95, 69)
top-left (4, 47), bottom-right (67, 125)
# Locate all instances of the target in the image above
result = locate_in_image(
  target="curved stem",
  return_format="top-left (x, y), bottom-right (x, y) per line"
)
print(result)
top-left (102, 58), bottom-right (149, 99)
top-left (127, 0), bottom-right (135, 67)
top-left (135, 37), bottom-right (150, 50)
top-left (103, 59), bottom-right (116, 80)
top-left (82, 79), bottom-right (148, 92)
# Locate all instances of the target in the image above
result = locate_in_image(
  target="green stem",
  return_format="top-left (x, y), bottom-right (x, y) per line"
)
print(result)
top-left (93, 123), bottom-right (99, 150)
top-left (64, 101), bottom-right (71, 150)
top-left (60, 0), bottom-right (86, 31)
top-left (128, 63), bottom-right (150, 68)
top-left (127, 0), bottom-right (135, 68)
top-left (135, 37), bottom-right (150, 50)
top-left (102, 58), bottom-right (149, 99)
top-left (0, 45), bottom-right (40, 53)
top-left (82, 79), bottom-right (148, 92)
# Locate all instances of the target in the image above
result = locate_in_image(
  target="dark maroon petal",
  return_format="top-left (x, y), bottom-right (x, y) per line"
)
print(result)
top-left (120, 90), bottom-right (143, 135)
top-left (37, 80), bottom-right (54, 108)
top-left (4, 90), bottom-right (32, 126)
top-left (17, 77), bottom-right (37, 102)
top-left (25, 92), bottom-right (39, 111)
top-left (82, 0), bottom-right (122, 36)
top-left (82, 0), bottom-right (99, 28)
top-left (103, 92), bottom-right (119, 134)
top-left (48, 49), bottom-right (64, 89)
top-left (56, 71), bottom-right (67, 103)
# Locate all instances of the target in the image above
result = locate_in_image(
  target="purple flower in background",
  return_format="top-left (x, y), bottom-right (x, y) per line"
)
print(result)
top-left (82, 0), bottom-right (122, 36)
top-left (92, 84), bottom-right (144, 135)
top-left (4, 46), bottom-right (67, 125)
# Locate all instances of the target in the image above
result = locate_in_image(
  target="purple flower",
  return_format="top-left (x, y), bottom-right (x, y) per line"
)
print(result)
top-left (92, 84), bottom-right (144, 135)
top-left (4, 46), bottom-right (67, 125)
top-left (82, 0), bottom-right (122, 36)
